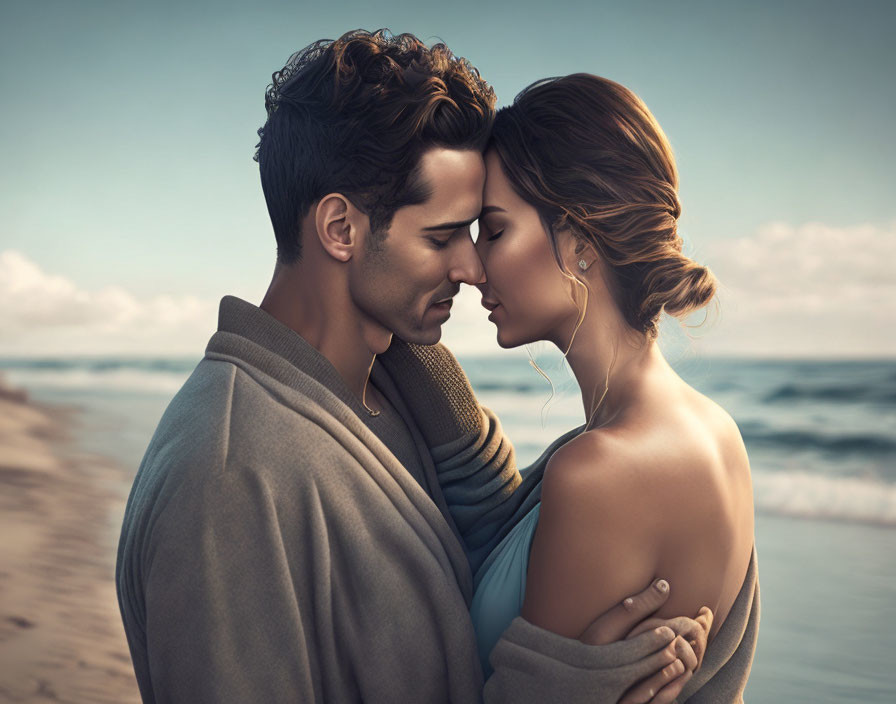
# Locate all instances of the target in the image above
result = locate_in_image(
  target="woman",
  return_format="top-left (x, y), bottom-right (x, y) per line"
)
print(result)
top-left (469, 74), bottom-right (758, 700)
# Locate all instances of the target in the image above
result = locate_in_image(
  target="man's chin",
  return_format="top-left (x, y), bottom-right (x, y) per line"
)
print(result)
top-left (395, 322), bottom-right (443, 347)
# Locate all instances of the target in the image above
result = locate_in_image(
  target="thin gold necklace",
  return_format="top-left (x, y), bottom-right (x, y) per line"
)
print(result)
top-left (361, 355), bottom-right (380, 417)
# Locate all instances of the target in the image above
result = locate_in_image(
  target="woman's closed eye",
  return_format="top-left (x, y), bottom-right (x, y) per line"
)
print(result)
top-left (476, 216), bottom-right (505, 244)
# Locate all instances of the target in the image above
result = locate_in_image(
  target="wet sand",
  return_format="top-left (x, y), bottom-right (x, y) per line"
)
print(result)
top-left (0, 379), bottom-right (139, 702)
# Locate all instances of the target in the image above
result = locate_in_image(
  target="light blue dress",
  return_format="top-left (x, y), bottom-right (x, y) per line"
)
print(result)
top-left (469, 502), bottom-right (542, 679)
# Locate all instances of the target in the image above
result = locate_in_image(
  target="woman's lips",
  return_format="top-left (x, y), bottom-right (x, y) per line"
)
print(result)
top-left (481, 299), bottom-right (502, 322)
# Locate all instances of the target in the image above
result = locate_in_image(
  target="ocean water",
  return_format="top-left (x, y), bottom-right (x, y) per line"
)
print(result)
top-left (459, 354), bottom-right (896, 527)
top-left (2, 354), bottom-right (895, 700)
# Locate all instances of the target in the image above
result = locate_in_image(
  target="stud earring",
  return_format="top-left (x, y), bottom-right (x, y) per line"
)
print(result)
top-left (578, 259), bottom-right (588, 271)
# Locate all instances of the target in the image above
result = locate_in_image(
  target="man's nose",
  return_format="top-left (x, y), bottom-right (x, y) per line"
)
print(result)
top-left (448, 237), bottom-right (486, 286)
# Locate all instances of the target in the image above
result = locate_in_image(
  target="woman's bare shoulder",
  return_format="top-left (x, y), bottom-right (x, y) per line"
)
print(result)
top-left (539, 426), bottom-right (681, 572)
top-left (541, 428), bottom-right (658, 512)
top-left (544, 409), bottom-right (724, 494)
top-left (541, 404), bottom-right (749, 552)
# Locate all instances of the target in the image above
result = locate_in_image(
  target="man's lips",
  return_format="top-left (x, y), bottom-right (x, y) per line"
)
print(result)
top-left (432, 288), bottom-right (459, 308)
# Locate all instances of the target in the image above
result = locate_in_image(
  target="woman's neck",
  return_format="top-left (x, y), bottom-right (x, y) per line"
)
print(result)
top-left (559, 312), bottom-right (669, 430)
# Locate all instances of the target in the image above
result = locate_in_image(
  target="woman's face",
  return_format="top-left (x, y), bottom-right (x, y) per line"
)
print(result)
top-left (475, 149), bottom-right (582, 348)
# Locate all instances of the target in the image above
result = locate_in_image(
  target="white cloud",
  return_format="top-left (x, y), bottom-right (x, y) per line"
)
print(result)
top-left (445, 219), bottom-right (896, 359)
top-left (0, 250), bottom-right (218, 355)
top-left (2, 219), bottom-right (893, 358)
top-left (0, 247), bottom-right (516, 358)
top-left (685, 220), bottom-right (896, 357)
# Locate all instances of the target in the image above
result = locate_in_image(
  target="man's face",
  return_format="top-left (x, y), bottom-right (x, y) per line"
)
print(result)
top-left (348, 148), bottom-right (486, 345)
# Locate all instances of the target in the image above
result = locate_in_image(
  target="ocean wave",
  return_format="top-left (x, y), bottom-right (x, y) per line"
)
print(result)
top-left (0, 367), bottom-right (192, 395)
top-left (740, 426), bottom-right (896, 458)
top-left (470, 381), bottom-right (559, 394)
top-left (0, 357), bottom-right (198, 373)
top-left (752, 471), bottom-right (896, 526)
top-left (764, 383), bottom-right (896, 405)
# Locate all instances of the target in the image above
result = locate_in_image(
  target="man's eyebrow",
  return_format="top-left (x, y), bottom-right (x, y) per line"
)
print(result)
top-left (421, 216), bottom-right (478, 232)
top-left (480, 205), bottom-right (506, 216)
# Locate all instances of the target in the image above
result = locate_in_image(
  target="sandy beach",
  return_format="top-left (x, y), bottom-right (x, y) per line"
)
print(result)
top-left (0, 378), bottom-right (140, 703)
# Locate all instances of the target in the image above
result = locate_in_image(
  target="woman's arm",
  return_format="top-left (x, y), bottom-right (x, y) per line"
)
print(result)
top-left (521, 432), bottom-right (659, 638)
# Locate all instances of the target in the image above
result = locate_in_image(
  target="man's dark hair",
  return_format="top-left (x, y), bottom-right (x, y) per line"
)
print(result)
top-left (254, 29), bottom-right (496, 264)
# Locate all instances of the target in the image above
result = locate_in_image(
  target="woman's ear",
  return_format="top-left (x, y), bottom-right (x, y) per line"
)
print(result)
top-left (314, 193), bottom-right (366, 263)
top-left (562, 232), bottom-right (595, 272)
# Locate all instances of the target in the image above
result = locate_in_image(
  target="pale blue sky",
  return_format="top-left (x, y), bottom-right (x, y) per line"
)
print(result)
top-left (1, 0), bottom-right (894, 356)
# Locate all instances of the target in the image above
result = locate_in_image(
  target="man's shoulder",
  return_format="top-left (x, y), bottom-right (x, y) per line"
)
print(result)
top-left (116, 355), bottom-right (381, 623)
top-left (160, 356), bottom-right (346, 449)
top-left (130, 357), bottom-right (358, 518)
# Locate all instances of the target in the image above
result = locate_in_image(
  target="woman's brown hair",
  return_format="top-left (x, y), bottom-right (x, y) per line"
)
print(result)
top-left (489, 73), bottom-right (716, 340)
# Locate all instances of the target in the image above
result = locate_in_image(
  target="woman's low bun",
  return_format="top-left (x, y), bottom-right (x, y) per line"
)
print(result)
top-left (637, 253), bottom-right (717, 339)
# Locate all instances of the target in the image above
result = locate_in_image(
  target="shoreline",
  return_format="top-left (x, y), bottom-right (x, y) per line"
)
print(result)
top-left (754, 507), bottom-right (896, 532)
top-left (0, 377), bottom-right (139, 702)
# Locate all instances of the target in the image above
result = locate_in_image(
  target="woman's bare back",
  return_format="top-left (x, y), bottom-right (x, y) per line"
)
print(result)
top-left (522, 368), bottom-right (754, 643)
top-left (633, 380), bottom-right (755, 640)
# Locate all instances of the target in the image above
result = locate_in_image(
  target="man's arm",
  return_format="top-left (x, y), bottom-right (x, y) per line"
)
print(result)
top-left (378, 339), bottom-right (562, 574)
top-left (485, 580), bottom-right (712, 704)
top-left (141, 469), bottom-right (319, 703)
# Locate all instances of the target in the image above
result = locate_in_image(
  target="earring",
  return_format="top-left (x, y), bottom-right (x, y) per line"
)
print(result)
top-left (578, 259), bottom-right (588, 271)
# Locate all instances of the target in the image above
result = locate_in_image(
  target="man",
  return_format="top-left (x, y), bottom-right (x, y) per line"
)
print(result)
top-left (116, 30), bottom-right (708, 703)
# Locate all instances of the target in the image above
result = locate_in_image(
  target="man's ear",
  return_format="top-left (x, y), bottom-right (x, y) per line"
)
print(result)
top-left (314, 193), bottom-right (363, 262)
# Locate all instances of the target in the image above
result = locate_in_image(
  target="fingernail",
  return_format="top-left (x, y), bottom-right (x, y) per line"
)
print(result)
top-left (647, 688), bottom-right (655, 698)
top-left (655, 579), bottom-right (669, 593)
top-left (623, 597), bottom-right (634, 610)
top-left (655, 626), bottom-right (673, 639)
top-left (665, 659), bottom-right (684, 677)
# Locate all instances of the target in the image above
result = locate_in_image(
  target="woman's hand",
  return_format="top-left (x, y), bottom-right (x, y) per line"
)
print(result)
top-left (576, 578), bottom-right (713, 704)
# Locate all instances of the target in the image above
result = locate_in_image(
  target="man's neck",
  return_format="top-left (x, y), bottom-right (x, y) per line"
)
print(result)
top-left (259, 262), bottom-right (391, 402)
